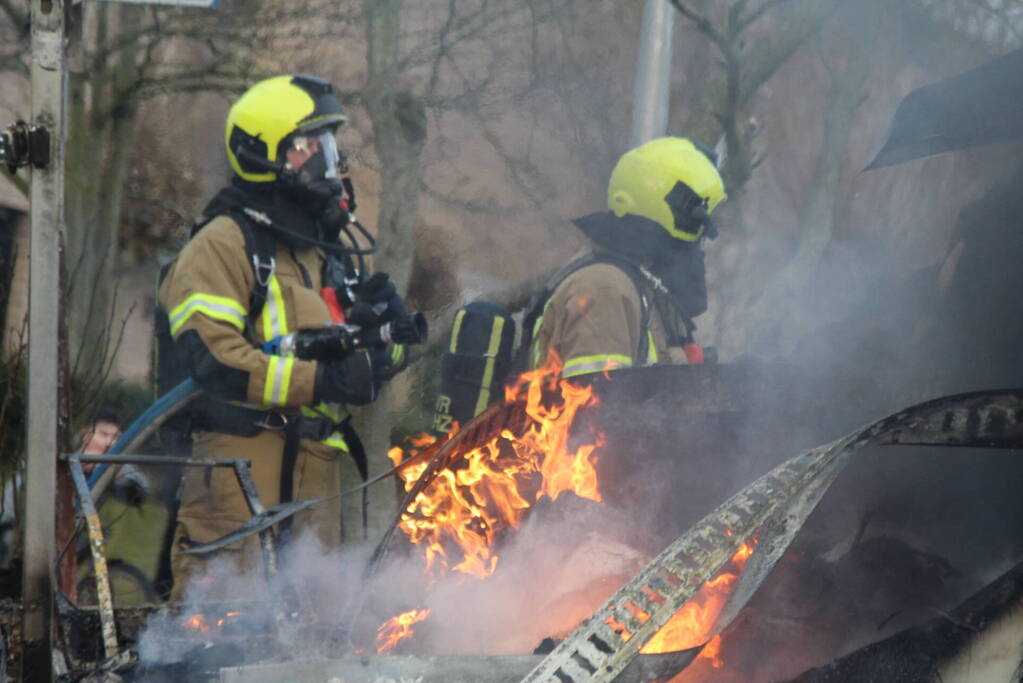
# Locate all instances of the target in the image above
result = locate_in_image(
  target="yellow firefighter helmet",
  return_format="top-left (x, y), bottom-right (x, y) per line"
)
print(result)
top-left (607, 137), bottom-right (726, 242)
top-left (225, 74), bottom-right (347, 184)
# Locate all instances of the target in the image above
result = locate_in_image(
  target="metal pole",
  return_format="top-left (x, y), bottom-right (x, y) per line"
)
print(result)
top-left (630, 0), bottom-right (675, 148)
top-left (21, 0), bottom-right (67, 679)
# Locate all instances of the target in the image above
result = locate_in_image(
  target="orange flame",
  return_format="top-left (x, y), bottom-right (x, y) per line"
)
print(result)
top-left (391, 352), bottom-right (603, 580)
top-left (376, 608), bottom-right (431, 654)
top-left (641, 541), bottom-right (755, 666)
top-left (181, 610), bottom-right (244, 635)
top-left (180, 613), bottom-right (211, 634)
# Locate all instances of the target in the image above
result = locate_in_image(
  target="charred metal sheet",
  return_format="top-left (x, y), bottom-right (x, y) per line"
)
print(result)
top-left (522, 440), bottom-right (854, 683)
top-left (711, 448), bottom-right (847, 637)
top-left (218, 650), bottom-right (698, 683)
top-left (523, 389), bottom-right (1023, 683)
top-left (67, 455), bottom-right (118, 660)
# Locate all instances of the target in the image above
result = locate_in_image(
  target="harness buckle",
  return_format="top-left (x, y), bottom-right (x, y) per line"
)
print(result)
top-left (252, 254), bottom-right (275, 287)
top-left (254, 412), bottom-right (288, 431)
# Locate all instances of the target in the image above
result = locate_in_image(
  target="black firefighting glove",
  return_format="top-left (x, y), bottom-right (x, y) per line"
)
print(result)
top-left (121, 480), bottom-right (148, 508)
top-left (350, 272), bottom-right (407, 325)
top-left (314, 350), bottom-right (380, 406)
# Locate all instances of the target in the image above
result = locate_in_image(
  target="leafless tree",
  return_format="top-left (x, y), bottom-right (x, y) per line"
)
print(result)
top-left (726, 2), bottom-right (881, 355)
top-left (0, 1), bottom-right (271, 377)
top-left (918, 0), bottom-right (1023, 49)
top-left (668, 0), bottom-right (842, 194)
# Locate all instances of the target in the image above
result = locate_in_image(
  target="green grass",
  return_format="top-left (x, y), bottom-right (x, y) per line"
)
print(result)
top-left (97, 496), bottom-right (170, 580)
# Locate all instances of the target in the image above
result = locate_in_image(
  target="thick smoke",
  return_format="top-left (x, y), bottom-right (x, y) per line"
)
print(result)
top-left (136, 531), bottom-right (378, 675)
top-left (126, 3), bottom-right (1023, 681)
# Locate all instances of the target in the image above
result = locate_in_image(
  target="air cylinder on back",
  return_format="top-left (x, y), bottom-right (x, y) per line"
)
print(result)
top-left (432, 301), bottom-right (516, 437)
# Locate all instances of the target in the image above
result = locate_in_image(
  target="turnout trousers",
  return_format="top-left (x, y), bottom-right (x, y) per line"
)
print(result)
top-left (169, 428), bottom-right (343, 602)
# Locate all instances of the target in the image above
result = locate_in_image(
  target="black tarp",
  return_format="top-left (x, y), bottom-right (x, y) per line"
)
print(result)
top-left (866, 47), bottom-right (1023, 170)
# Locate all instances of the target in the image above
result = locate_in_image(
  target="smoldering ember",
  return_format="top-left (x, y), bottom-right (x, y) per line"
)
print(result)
top-left (2, 2), bottom-right (1023, 683)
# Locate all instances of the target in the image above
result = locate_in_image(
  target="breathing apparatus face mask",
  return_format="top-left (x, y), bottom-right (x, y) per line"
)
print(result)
top-left (280, 130), bottom-right (345, 206)
top-left (251, 129), bottom-right (373, 262)
top-left (277, 129), bottom-right (362, 242)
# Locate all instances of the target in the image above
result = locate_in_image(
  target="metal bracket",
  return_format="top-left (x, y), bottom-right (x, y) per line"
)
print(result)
top-left (0, 120), bottom-right (51, 173)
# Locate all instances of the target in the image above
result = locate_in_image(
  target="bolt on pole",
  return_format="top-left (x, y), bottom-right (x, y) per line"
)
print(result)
top-left (21, 0), bottom-right (67, 680)
top-left (630, 0), bottom-right (675, 149)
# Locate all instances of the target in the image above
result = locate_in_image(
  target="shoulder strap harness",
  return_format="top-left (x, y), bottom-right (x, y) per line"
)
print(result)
top-left (523, 252), bottom-right (658, 366)
top-left (190, 206), bottom-right (278, 333)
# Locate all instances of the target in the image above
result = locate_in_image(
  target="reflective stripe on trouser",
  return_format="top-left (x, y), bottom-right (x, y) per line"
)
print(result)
top-left (170, 429), bottom-right (342, 602)
top-left (322, 431), bottom-right (349, 452)
top-left (562, 353), bottom-right (633, 378)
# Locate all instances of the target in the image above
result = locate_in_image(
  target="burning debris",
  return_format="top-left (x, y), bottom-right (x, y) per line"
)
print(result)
top-left (641, 542), bottom-right (755, 662)
top-left (179, 609), bottom-right (245, 637)
top-left (52, 371), bottom-right (1023, 682)
top-left (386, 352), bottom-right (604, 581)
top-left (520, 389), bottom-right (1023, 682)
top-left (376, 607), bottom-right (431, 654)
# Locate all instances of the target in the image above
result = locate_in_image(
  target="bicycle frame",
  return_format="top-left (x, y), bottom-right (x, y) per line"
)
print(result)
top-left (62, 453), bottom-right (278, 661)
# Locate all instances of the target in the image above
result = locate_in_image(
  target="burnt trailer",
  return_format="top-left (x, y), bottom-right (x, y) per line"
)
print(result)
top-left (60, 361), bottom-right (1019, 683)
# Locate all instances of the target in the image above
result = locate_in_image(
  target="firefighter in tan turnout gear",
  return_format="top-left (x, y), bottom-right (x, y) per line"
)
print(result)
top-left (528, 137), bottom-right (726, 378)
top-left (159, 75), bottom-right (410, 600)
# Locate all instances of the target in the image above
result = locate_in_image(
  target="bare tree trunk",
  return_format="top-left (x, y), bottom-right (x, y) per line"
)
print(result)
top-left (722, 4), bottom-right (877, 357)
top-left (355, 0), bottom-right (429, 544)
top-left (362, 0), bottom-right (427, 293)
top-left (65, 3), bottom-right (138, 385)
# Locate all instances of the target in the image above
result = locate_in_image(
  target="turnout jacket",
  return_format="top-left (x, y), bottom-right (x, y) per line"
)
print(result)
top-left (159, 214), bottom-right (329, 413)
top-left (531, 261), bottom-right (687, 378)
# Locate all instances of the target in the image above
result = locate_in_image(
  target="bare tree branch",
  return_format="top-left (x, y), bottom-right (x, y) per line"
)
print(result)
top-left (739, 0), bottom-right (799, 31)
top-left (739, 0), bottom-right (840, 104)
top-left (0, 0), bottom-right (27, 34)
top-left (670, 0), bottom-right (727, 48)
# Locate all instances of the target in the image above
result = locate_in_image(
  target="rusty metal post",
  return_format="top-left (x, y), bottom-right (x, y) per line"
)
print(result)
top-left (630, 0), bottom-right (675, 148)
top-left (21, 0), bottom-right (67, 680)
top-left (66, 455), bottom-right (118, 660)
